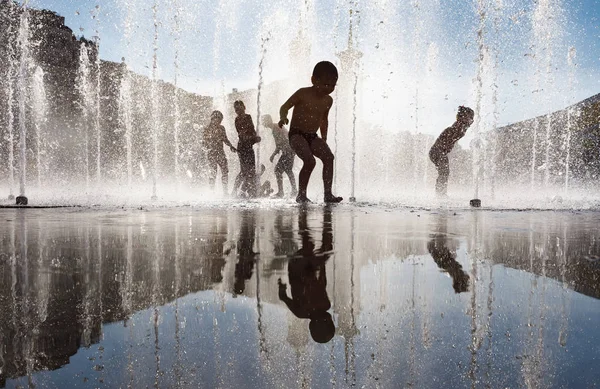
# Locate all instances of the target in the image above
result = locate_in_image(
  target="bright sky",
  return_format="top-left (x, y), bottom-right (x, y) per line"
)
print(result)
top-left (26, 0), bottom-right (600, 135)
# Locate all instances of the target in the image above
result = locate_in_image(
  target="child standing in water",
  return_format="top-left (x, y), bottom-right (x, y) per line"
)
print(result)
top-left (279, 61), bottom-right (342, 203)
top-left (429, 106), bottom-right (475, 196)
top-left (263, 114), bottom-right (297, 198)
top-left (202, 110), bottom-right (237, 194)
top-left (232, 100), bottom-right (261, 198)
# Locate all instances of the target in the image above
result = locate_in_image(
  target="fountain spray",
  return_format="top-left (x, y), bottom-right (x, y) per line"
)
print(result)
top-left (120, 0), bottom-right (134, 187)
top-left (151, 0), bottom-right (159, 201)
top-left (16, 6), bottom-right (30, 205)
top-left (486, 0), bottom-right (503, 201)
top-left (119, 65), bottom-right (134, 187)
top-left (348, 3), bottom-right (361, 203)
top-left (256, 33), bottom-right (270, 188)
top-left (411, 0), bottom-right (424, 193)
top-left (470, 0), bottom-right (487, 208)
top-left (31, 67), bottom-right (47, 188)
top-left (93, 5), bottom-right (102, 185)
top-left (172, 0), bottom-right (182, 189)
top-left (564, 47), bottom-right (576, 192)
top-left (77, 44), bottom-right (94, 192)
top-left (6, 12), bottom-right (16, 200)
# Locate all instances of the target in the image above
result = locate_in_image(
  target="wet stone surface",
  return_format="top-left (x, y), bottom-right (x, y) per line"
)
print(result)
top-left (0, 206), bottom-right (599, 388)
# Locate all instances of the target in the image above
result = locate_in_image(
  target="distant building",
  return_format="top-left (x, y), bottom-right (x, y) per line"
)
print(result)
top-left (0, 1), bottom-right (213, 185)
top-left (493, 93), bottom-right (600, 185)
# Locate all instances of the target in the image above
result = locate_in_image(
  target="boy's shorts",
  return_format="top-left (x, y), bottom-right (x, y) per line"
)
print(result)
top-left (289, 128), bottom-right (319, 145)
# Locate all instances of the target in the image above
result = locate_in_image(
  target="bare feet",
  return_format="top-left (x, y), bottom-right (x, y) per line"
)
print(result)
top-left (324, 194), bottom-right (343, 203)
top-left (296, 194), bottom-right (312, 204)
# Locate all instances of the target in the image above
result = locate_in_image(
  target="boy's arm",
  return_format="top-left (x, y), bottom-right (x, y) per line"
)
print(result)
top-left (319, 97), bottom-right (333, 142)
top-left (221, 126), bottom-right (236, 150)
top-left (270, 143), bottom-right (281, 162)
top-left (279, 90), bottom-right (301, 127)
top-left (278, 278), bottom-right (293, 305)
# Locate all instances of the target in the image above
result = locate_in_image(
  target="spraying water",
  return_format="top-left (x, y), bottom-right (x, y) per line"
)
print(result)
top-left (119, 64), bottom-right (134, 186)
top-left (77, 44), bottom-right (95, 191)
top-left (256, 33), bottom-right (270, 182)
top-left (564, 47), bottom-right (576, 191)
top-left (16, 7), bottom-right (30, 203)
top-left (486, 0), bottom-right (503, 200)
top-left (151, 0), bottom-right (160, 200)
top-left (31, 66), bottom-right (47, 188)
top-left (93, 6), bottom-right (102, 185)
top-left (533, 0), bottom-right (564, 188)
top-left (5, 14), bottom-right (17, 200)
top-left (422, 43), bottom-right (439, 187)
top-left (172, 0), bottom-right (182, 188)
top-left (411, 0), bottom-right (424, 190)
top-left (119, 1), bottom-right (135, 187)
top-left (472, 0), bottom-right (487, 202)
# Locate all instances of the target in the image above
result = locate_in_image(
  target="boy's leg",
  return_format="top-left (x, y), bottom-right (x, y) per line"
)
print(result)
top-left (284, 155), bottom-right (297, 194)
top-left (289, 134), bottom-right (316, 202)
top-left (310, 138), bottom-right (342, 203)
top-left (207, 157), bottom-right (217, 189)
top-left (286, 168), bottom-right (297, 194)
top-left (232, 172), bottom-right (242, 196)
top-left (274, 159), bottom-right (285, 196)
top-left (218, 155), bottom-right (229, 194)
top-left (233, 152), bottom-right (245, 196)
top-left (435, 155), bottom-right (450, 195)
top-left (246, 150), bottom-right (257, 197)
top-left (240, 148), bottom-right (257, 197)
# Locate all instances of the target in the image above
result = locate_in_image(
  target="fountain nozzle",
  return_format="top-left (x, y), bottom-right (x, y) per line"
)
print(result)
top-left (470, 199), bottom-right (481, 208)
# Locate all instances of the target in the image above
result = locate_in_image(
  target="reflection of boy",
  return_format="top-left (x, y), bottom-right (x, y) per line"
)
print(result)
top-left (278, 208), bottom-right (335, 343)
top-left (427, 236), bottom-right (469, 293)
top-left (233, 210), bottom-right (257, 295)
top-left (263, 114), bottom-right (297, 198)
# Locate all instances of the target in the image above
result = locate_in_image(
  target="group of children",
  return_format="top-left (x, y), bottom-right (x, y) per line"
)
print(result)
top-left (201, 60), bottom-right (474, 203)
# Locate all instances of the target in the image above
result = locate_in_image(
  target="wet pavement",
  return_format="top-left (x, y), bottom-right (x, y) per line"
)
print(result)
top-left (0, 205), bottom-right (599, 388)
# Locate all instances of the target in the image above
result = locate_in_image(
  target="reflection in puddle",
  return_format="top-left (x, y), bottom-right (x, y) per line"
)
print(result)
top-left (0, 207), bottom-right (599, 388)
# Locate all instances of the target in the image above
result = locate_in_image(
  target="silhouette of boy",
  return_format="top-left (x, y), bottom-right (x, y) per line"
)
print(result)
top-left (263, 114), bottom-right (297, 198)
top-left (202, 110), bottom-right (237, 193)
top-left (279, 61), bottom-right (342, 204)
top-left (232, 100), bottom-right (261, 198)
top-left (429, 106), bottom-right (475, 196)
top-left (234, 210), bottom-right (257, 295)
top-left (278, 207), bottom-right (335, 343)
top-left (427, 233), bottom-right (470, 293)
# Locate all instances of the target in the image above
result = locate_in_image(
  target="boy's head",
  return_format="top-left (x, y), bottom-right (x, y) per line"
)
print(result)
top-left (453, 272), bottom-right (470, 294)
top-left (309, 311), bottom-right (335, 343)
top-left (211, 110), bottom-right (223, 124)
top-left (456, 106), bottom-right (474, 127)
top-left (261, 114), bottom-right (273, 127)
top-left (233, 100), bottom-right (246, 116)
top-left (311, 61), bottom-right (338, 96)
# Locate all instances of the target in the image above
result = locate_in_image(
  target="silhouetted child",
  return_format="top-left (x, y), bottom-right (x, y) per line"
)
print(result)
top-left (202, 110), bottom-right (237, 193)
top-left (278, 207), bottom-right (335, 343)
top-left (232, 100), bottom-right (261, 198)
top-left (263, 114), bottom-right (297, 198)
top-left (279, 61), bottom-right (342, 203)
top-left (429, 106), bottom-right (475, 196)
